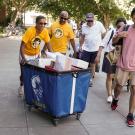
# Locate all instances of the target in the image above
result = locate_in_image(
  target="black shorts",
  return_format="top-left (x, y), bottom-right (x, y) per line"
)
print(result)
top-left (102, 52), bottom-right (116, 74)
top-left (80, 50), bottom-right (98, 64)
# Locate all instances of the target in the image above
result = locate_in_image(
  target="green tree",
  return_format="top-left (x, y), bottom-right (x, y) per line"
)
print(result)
top-left (94, 0), bottom-right (125, 28)
top-left (1, 0), bottom-right (133, 28)
top-left (0, 0), bottom-right (38, 26)
top-left (131, 0), bottom-right (135, 3)
top-left (0, 0), bottom-right (3, 7)
top-left (37, 0), bottom-right (129, 28)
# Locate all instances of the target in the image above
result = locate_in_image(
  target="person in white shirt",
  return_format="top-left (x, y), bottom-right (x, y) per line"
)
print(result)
top-left (102, 18), bottom-right (127, 103)
top-left (80, 12), bottom-right (106, 86)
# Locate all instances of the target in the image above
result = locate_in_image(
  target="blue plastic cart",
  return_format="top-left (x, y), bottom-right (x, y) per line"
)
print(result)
top-left (22, 64), bottom-right (91, 125)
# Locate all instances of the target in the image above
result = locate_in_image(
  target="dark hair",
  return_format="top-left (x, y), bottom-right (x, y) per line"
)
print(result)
top-left (36, 16), bottom-right (45, 23)
top-left (131, 7), bottom-right (135, 17)
top-left (115, 17), bottom-right (127, 26)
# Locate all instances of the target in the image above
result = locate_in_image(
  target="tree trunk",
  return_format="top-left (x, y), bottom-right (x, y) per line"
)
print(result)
top-left (0, 5), bottom-right (6, 25)
top-left (11, 10), bottom-right (20, 26)
top-left (103, 14), bottom-right (110, 30)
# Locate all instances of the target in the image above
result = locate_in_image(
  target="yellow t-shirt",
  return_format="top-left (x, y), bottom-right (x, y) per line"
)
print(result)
top-left (49, 22), bottom-right (74, 53)
top-left (22, 26), bottom-right (50, 56)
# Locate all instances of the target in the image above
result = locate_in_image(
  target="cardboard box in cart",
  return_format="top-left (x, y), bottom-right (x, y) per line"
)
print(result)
top-left (22, 64), bottom-right (91, 125)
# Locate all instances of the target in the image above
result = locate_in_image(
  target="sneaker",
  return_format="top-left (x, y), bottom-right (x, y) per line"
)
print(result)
top-left (18, 86), bottom-right (24, 97)
top-left (89, 78), bottom-right (93, 87)
top-left (89, 82), bottom-right (93, 87)
top-left (111, 98), bottom-right (118, 110)
top-left (127, 113), bottom-right (134, 127)
top-left (107, 96), bottom-right (113, 103)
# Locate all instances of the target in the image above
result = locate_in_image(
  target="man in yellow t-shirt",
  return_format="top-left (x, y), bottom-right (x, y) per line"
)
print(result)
top-left (49, 11), bottom-right (77, 55)
top-left (18, 15), bottom-right (52, 96)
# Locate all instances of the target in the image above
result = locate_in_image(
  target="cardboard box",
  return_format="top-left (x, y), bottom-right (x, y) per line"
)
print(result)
top-left (72, 58), bottom-right (89, 69)
top-left (46, 52), bottom-right (63, 61)
top-left (38, 58), bottom-right (54, 68)
top-left (54, 55), bottom-right (73, 71)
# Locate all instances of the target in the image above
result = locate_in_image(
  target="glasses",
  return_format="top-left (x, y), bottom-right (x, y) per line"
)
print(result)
top-left (60, 17), bottom-right (68, 20)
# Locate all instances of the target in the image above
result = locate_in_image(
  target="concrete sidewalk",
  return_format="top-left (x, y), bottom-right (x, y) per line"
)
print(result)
top-left (0, 37), bottom-right (135, 135)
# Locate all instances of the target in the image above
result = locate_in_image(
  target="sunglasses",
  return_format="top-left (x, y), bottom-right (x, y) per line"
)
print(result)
top-left (38, 22), bottom-right (47, 25)
top-left (86, 20), bottom-right (94, 22)
top-left (60, 17), bottom-right (68, 20)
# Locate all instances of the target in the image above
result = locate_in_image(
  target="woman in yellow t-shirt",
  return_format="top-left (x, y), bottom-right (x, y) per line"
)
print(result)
top-left (18, 15), bottom-right (52, 96)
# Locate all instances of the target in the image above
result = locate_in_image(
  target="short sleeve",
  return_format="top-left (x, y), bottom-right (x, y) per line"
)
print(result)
top-left (81, 23), bottom-right (88, 36)
top-left (22, 27), bottom-right (32, 44)
top-left (100, 22), bottom-right (106, 34)
top-left (68, 26), bottom-right (75, 39)
top-left (43, 29), bottom-right (50, 43)
top-left (102, 29), bottom-right (113, 47)
top-left (48, 25), bottom-right (52, 36)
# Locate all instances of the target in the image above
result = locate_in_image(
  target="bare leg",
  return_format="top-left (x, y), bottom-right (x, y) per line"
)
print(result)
top-left (90, 63), bottom-right (95, 78)
top-left (114, 83), bottom-right (122, 99)
top-left (18, 63), bottom-right (24, 97)
top-left (129, 85), bottom-right (135, 114)
top-left (20, 64), bottom-right (23, 86)
top-left (106, 73), bottom-right (113, 96)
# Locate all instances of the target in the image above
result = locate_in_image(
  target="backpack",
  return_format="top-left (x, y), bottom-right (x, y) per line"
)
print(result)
top-left (106, 25), bottom-right (130, 65)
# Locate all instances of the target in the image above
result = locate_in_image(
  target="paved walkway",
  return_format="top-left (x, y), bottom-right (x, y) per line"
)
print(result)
top-left (0, 37), bottom-right (135, 135)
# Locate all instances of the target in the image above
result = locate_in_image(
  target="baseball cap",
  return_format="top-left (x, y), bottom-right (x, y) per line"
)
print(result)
top-left (86, 13), bottom-right (94, 21)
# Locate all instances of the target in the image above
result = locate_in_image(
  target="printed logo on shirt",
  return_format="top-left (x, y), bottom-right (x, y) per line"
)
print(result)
top-left (54, 28), bottom-right (63, 38)
top-left (31, 36), bottom-right (41, 48)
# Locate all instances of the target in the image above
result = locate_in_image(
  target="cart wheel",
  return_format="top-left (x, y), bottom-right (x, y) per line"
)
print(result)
top-left (35, 105), bottom-right (39, 109)
top-left (52, 119), bottom-right (59, 126)
top-left (76, 113), bottom-right (81, 120)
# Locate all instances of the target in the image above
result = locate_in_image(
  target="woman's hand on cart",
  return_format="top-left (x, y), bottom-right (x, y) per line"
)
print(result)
top-left (41, 49), bottom-right (47, 58)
